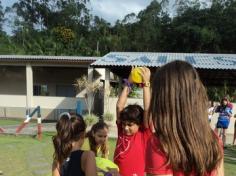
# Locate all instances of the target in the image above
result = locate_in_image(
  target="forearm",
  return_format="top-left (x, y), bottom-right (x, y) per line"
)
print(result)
top-left (143, 86), bottom-right (151, 128)
top-left (116, 86), bottom-right (130, 123)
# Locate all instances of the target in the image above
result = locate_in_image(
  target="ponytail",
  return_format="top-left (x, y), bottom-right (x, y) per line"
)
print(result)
top-left (52, 115), bottom-right (72, 165)
top-left (52, 113), bottom-right (86, 165)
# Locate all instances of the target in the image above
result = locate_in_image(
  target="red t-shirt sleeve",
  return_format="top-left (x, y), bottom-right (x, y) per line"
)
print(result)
top-left (145, 136), bottom-right (173, 175)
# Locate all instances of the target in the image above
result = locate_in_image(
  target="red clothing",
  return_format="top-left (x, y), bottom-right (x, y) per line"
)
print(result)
top-left (145, 135), bottom-right (219, 176)
top-left (114, 122), bottom-right (152, 176)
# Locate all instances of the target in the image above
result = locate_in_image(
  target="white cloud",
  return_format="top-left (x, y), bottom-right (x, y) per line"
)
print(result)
top-left (2, 0), bottom-right (153, 34)
top-left (88, 0), bottom-right (152, 24)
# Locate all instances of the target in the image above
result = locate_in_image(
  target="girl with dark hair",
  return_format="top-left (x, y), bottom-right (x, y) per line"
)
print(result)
top-left (81, 121), bottom-right (109, 158)
top-left (146, 61), bottom-right (224, 176)
top-left (214, 97), bottom-right (233, 147)
top-left (52, 113), bottom-right (97, 176)
top-left (114, 67), bottom-right (152, 176)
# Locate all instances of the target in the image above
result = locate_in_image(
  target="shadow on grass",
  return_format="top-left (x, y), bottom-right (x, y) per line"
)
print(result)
top-left (224, 146), bottom-right (236, 165)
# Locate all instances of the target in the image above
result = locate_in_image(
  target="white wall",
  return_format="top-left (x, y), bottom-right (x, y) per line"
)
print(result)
top-left (0, 95), bottom-right (86, 120)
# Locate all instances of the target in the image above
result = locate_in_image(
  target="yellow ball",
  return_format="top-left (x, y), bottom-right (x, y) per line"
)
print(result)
top-left (131, 67), bottom-right (142, 83)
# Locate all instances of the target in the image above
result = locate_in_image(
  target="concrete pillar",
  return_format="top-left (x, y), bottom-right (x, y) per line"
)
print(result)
top-left (86, 67), bottom-right (94, 115)
top-left (87, 66), bottom-right (93, 82)
top-left (26, 64), bottom-right (33, 116)
top-left (104, 68), bottom-right (110, 113)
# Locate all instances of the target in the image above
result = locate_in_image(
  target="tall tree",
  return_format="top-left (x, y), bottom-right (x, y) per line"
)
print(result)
top-left (0, 1), bottom-right (4, 31)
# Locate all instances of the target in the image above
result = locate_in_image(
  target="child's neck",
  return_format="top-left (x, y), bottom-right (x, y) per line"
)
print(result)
top-left (71, 140), bottom-right (83, 152)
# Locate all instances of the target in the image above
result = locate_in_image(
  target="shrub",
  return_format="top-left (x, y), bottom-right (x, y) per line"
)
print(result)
top-left (103, 112), bottom-right (114, 122)
top-left (84, 113), bottom-right (99, 126)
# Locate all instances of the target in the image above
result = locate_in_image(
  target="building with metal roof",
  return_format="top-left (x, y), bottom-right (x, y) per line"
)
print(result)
top-left (92, 52), bottom-right (236, 69)
top-left (91, 52), bottom-right (236, 135)
top-left (92, 52), bottom-right (236, 87)
top-left (0, 55), bottom-right (103, 120)
top-left (0, 55), bottom-right (99, 66)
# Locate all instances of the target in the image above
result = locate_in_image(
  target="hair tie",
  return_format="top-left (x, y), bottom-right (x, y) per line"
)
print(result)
top-left (59, 112), bottom-right (71, 119)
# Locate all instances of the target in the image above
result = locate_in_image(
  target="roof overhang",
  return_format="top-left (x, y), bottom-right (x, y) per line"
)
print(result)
top-left (91, 52), bottom-right (236, 70)
top-left (0, 55), bottom-right (101, 67)
top-left (92, 52), bottom-right (236, 87)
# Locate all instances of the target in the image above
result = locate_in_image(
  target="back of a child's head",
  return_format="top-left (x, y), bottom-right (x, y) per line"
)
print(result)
top-left (150, 60), bottom-right (208, 127)
top-left (53, 113), bottom-right (86, 165)
top-left (150, 60), bottom-right (222, 175)
top-left (120, 104), bottom-right (144, 126)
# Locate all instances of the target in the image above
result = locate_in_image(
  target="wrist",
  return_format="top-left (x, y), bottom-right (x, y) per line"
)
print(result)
top-left (123, 79), bottom-right (133, 89)
top-left (142, 81), bottom-right (150, 87)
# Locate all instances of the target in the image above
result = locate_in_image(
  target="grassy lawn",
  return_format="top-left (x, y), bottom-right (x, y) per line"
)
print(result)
top-left (0, 118), bottom-right (25, 126)
top-left (0, 118), bottom-right (38, 127)
top-left (224, 146), bottom-right (236, 175)
top-left (0, 130), bottom-right (235, 175)
top-left (0, 132), bottom-right (117, 176)
top-left (0, 132), bottom-right (236, 176)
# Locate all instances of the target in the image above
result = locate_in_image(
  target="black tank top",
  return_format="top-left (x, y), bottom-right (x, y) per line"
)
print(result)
top-left (60, 150), bottom-right (85, 176)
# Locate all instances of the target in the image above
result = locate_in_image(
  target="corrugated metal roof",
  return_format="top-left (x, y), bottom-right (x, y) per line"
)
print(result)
top-left (0, 55), bottom-right (100, 62)
top-left (91, 52), bottom-right (236, 70)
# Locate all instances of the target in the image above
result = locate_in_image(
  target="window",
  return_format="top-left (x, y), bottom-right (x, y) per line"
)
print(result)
top-left (33, 85), bottom-right (49, 96)
top-left (56, 85), bottom-right (75, 97)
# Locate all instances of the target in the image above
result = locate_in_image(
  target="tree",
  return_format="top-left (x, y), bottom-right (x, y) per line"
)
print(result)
top-left (74, 75), bottom-right (102, 116)
top-left (0, 1), bottom-right (4, 31)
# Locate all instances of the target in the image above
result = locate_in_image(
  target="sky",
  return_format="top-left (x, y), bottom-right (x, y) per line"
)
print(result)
top-left (1, 0), bottom-right (153, 34)
top-left (88, 0), bottom-right (153, 24)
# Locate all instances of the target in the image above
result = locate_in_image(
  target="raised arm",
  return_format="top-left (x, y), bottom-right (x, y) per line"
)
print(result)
top-left (116, 85), bottom-right (130, 124)
top-left (140, 67), bottom-right (151, 128)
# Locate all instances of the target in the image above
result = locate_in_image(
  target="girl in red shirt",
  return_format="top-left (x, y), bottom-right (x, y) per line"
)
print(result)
top-left (114, 67), bottom-right (152, 176)
top-left (146, 61), bottom-right (224, 176)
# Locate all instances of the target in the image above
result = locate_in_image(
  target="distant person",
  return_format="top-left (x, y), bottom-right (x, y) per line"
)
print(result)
top-left (208, 101), bottom-right (216, 122)
top-left (214, 97), bottom-right (233, 147)
top-left (52, 112), bottom-right (97, 176)
top-left (233, 114), bottom-right (236, 145)
top-left (81, 121), bottom-right (109, 158)
top-left (146, 61), bottom-right (224, 176)
top-left (114, 67), bottom-right (152, 176)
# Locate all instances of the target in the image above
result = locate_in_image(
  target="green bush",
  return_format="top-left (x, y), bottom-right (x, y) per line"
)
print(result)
top-left (84, 113), bottom-right (99, 126)
top-left (103, 112), bottom-right (114, 122)
top-left (128, 84), bottom-right (142, 98)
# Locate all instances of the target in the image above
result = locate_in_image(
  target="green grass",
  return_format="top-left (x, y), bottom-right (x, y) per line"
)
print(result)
top-left (0, 119), bottom-right (235, 176)
top-left (0, 118), bottom-right (24, 126)
top-left (0, 132), bottom-right (117, 176)
top-left (0, 134), bottom-right (235, 176)
top-left (224, 145), bottom-right (236, 175)
top-left (0, 118), bottom-right (37, 126)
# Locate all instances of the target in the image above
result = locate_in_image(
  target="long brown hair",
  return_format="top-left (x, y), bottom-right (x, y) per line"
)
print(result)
top-left (52, 113), bottom-right (86, 165)
top-left (149, 60), bottom-right (223, 175)
top-left (86, 121), bottom-right (109, 158)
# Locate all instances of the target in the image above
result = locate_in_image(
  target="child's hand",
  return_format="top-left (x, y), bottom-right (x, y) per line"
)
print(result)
top-left (128, 66), bottom-right (134, 83)
top-left (140, 67), bottom-right (151, 83)
top-left (106, 168), bottom-right (120, 176)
